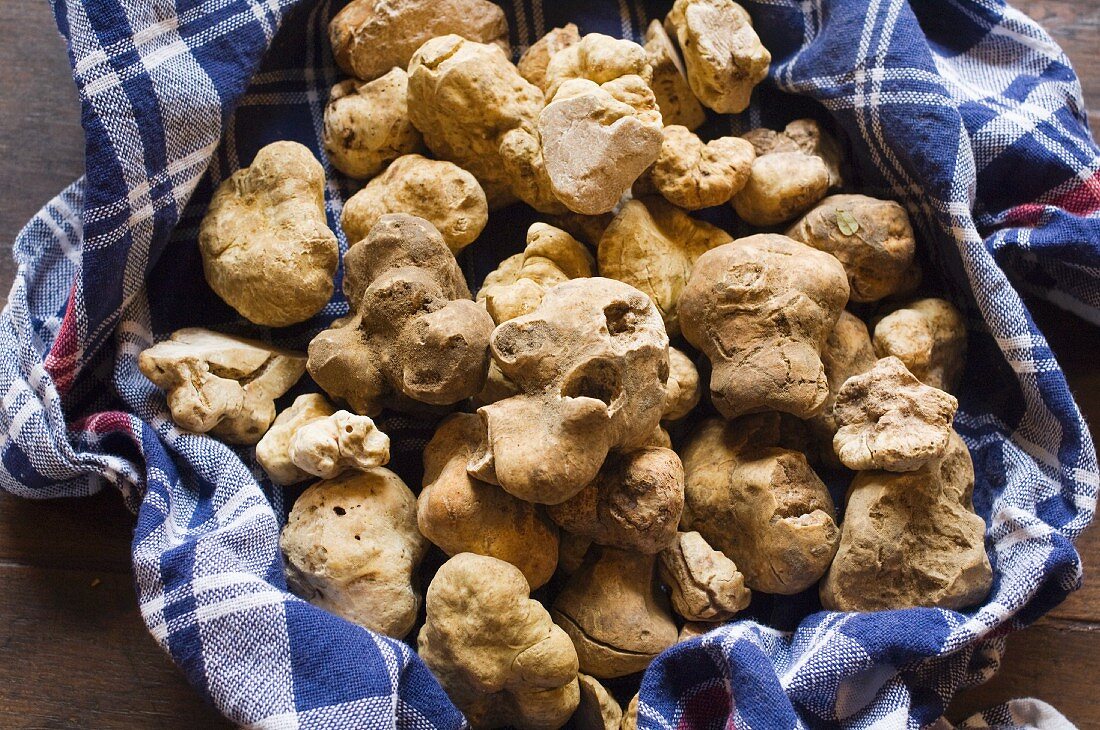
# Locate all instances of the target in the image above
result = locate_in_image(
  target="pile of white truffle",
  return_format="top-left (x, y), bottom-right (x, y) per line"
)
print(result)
top-left (137, 1), bottom-right (993, 727)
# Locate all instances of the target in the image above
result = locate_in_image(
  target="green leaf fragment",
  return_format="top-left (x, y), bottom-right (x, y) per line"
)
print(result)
top-left (836, 209), bottom-right (859, 236)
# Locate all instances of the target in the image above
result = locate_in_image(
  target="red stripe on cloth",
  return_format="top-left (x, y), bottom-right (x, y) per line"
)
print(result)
top-left (43, 278), bottom-right (81, 394)
top-left (1004, 168), bottom-right (1100, 227)
top-left (70, 411), bottom-right (135, 436)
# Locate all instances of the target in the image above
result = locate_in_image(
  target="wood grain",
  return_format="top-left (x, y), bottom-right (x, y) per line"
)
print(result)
top-left (948, 620), bottom-right (1100, 727)
top-left (0, 564), bottom-right (231, 728)
top-left (0, 1), bottom-right (1097, 728)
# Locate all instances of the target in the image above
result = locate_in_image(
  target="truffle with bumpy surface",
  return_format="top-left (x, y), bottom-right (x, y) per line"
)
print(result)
top-left (138, 328), bottom-right (305, 445)
top-left (280, 468), bottom-right (427, 637)
top-left (678, 234), bottom-right (849, 419)
top-left (419, 414), bottom-right (559, 589)
top-left (681, 414), bottom-right (840, 594)
top-left (467, 277), bottom-right (670, 506)
top-left (198, 141), bottom-right (338, 326)
top-left (308, 214), bottom-right (494, 416)
top-left (419, 553), bottom-right (580, 729)
top-left (821, 431), bottom-right (992, 611)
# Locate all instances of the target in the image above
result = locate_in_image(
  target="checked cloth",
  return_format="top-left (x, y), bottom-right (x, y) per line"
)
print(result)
top-left (2, 0), bottom-right (1099, 727)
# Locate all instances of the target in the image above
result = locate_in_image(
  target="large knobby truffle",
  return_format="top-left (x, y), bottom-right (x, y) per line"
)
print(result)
top-left (821, 431), bottom-right (993, 611)
top-left (407, 35), bottom-right (558, 211)
top-left (832, 356), bottom-right (959, 472)
top-left (665, 0), bottom-right (770, 114)
top-left (138, 328), bottom-right (305, 445)
top-left (419, 553), bottom-right (580, 729)
top-left (280, 468), bottom-right (427, 637)
top-left (643, 125), bottom-right (755, 210)
top-left (546, 446), bottom-right (685, 554)
top-left (341, 154), bottom-right (488, 253)
top-left (468, 278), bottom-right (670, 505)
top-left (678, 234), bottom-right (850, 419)
top-left (540, 76), bottom-right (664, 215)
top-left (787, 194), bottom-right (916, 302)
top-left (551, 548), bottom-right (677, 678)
top-left (419, 414), bottom-right (559, 589)
top-left (681, 415), bottom-right (840, 594)
top-left (322, 68), bottom-right (424, 180)
top-left (732, 151), bottom-right (830, 226)
top-left (199, 141), bottom-right (339, 326)
top-left (308, 214), bottom-right (494, 416)
top-left (330, 0), bottom-right (508, 81)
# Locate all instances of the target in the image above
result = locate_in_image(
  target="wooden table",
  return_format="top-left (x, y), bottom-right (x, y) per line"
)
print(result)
top-left (1, 1), bottom-right (1097, 727)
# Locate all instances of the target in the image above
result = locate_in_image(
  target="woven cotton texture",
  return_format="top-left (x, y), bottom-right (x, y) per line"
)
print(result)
top-left (1, 0), bottom-right (1097, 727)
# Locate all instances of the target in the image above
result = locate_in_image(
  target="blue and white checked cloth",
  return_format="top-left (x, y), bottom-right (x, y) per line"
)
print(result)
top-left (2, 0), bottom-right (1098, 727)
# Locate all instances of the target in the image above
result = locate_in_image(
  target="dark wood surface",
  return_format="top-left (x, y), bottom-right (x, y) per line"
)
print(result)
top-left (0, 0), bottom-right (1098, 727)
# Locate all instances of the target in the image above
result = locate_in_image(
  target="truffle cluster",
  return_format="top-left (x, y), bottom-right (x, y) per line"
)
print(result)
top-left (135, 2), bottom-right (992, 727)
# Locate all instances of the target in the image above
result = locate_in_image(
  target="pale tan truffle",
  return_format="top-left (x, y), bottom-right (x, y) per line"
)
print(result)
top-left (665, 0), bottom-right (770, 113)
top-left (341, 154), bottom-right (488, 253)
top-left (873, 298), bottom-right (967, 393)
top-left (257, 394), bottom-right (336, 485)
top-left (539, 76), bottom-right (664, 215)
top-left (646, 125), bottom-right (755, 210)
top-left (477, 223), bottom-right (595, 324)
top-left (543, 33), bottom-right (654, 99)
top-left (468, 278), bottom-right (670, 506)
top-left (138, 328), bottom-right (305, 445)
top-left (644, 20), bottom-right (706, 130)
top-left (821, 431), bottom-right (992, 612)
top-left (663, 346), bottom-right (702, 421)
top-left (743, 119), bottom-right (844, 188)
top-left (281, 469), bottom-right (427, 637)
top-left (419, 553), bottom-right (580, 729)
top-left (681, 415), bottom-right (840, 594)
top-left (259, 397), bottom-right (391, 484)
top-left (199, 141), bottom-right (338, 327)
top-left (787, 195), bottom-right (916, 302)
top-left (678, 234), bottom-right (849, 419)
top-left (546, 447), bottom-right (684, 554)
top-left (833, 356), bottom-right (959, 472)
top-left (598, 196), bottom-right (731, 337)
top-left (518, 24), bottom-right (581, 90)
top-left (289, 410), bottom-right (390, 480)
top-left (330, 0), bottom-right (508, 81)
top-left (322, 69), bottom-right (423, 180)
top-left (308, 215), bottom-right (494, 416)
top-left (659, 531), bottom-right (751, 622)
top-left (732, 151), bottom-right (830, 226)
top-left (552, 548), bottom-right (677, 678)
top-left (419, 414), bottom-right (559, 589)
top-left (407, 35), bottom-right (548, 209)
